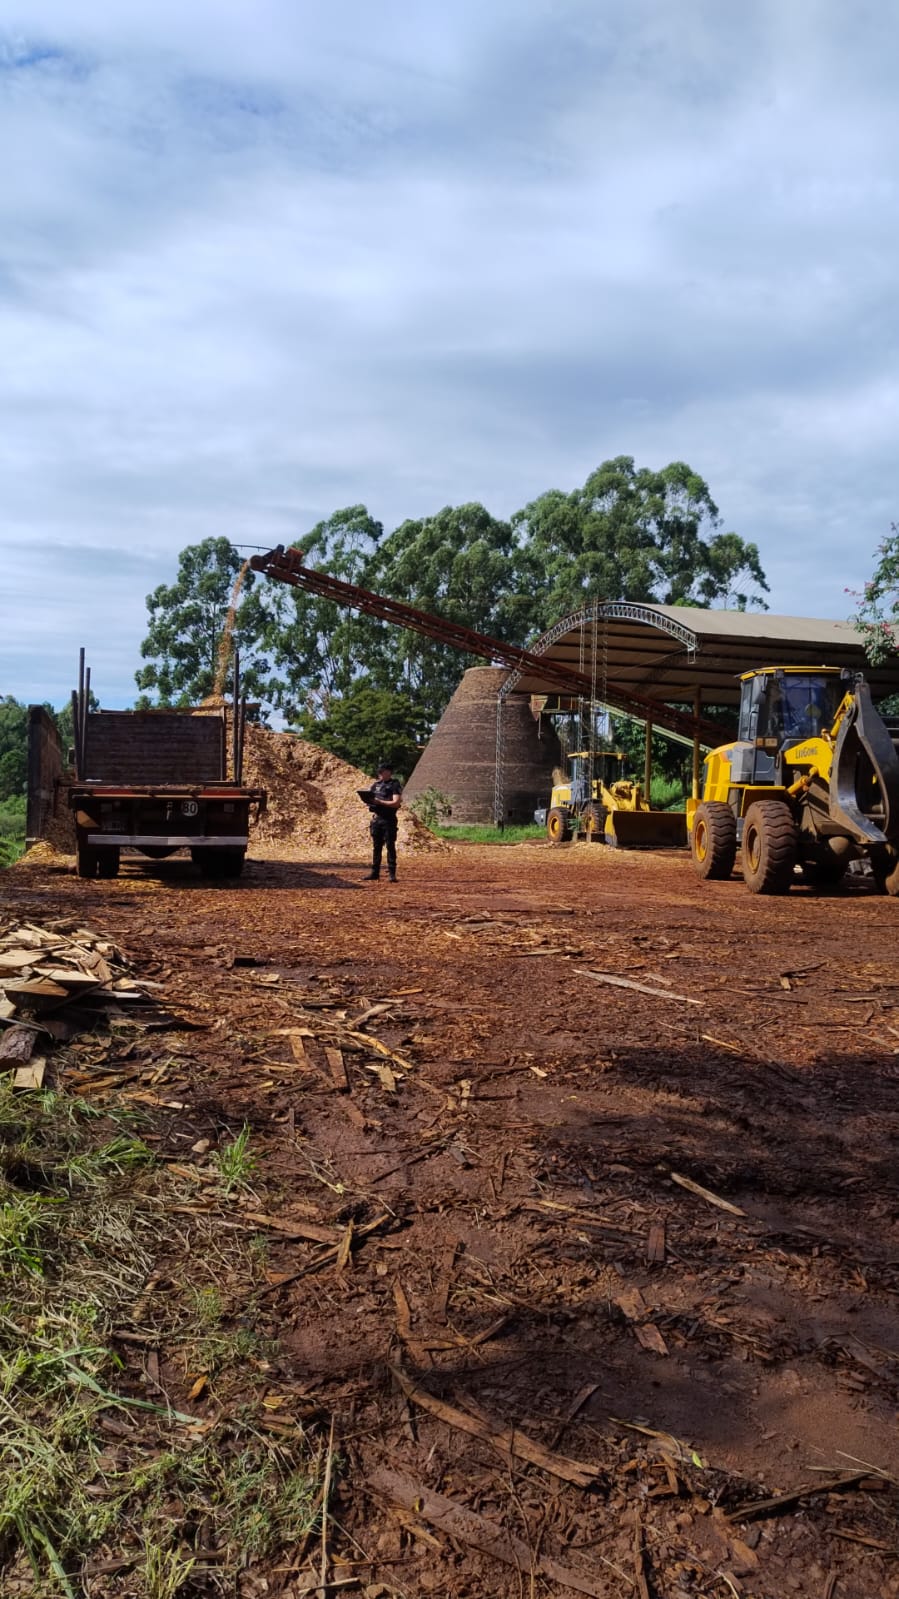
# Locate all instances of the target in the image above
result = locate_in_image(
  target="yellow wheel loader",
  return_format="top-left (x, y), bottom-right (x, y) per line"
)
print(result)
top-left (689, 667), bottom-right (899, 894)
top-left (536, 751), bottom-right (688, 848)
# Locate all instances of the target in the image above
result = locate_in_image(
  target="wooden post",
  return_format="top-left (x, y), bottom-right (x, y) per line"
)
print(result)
top-left (644, 718), bottom-right (653, 801)
top-left (692, 688), bottom-right (702, 799)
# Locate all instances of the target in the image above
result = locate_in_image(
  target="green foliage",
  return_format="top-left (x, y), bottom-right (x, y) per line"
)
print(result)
top-left (0, 795), bottom-right (27, 867)
top-left (407, 786), bottom-right (453, 829)
top-left (213, 1125), bottom-right (257, 1196)
top-left (435, 822), bottom-right (545, 843)
top-left (514, 457), bottom-right (768, 625)
top-left (294, 678), bottom-right (423, 777)
top-left (135, 537), bottom-right (272, 707)
top-left (263, 506), bottom-right (384, 720)
top-left (854, 523), bottom-right (899, 664)
top-left (137, 458), bottom-right (768, 739)
top-left (363, 502), bottom-right (537, 723)
top-left (0, 697), bottom-right (28, 801)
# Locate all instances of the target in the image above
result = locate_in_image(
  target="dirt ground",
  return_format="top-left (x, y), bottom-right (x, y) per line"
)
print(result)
top-left (5, 837), bottom-right (899, 1599)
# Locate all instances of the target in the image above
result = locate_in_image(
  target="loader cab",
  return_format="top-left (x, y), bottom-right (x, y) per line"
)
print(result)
top-left (738, 669), bottom-right (843, 751)
top-left (567, 750), bottom-right (625, 803)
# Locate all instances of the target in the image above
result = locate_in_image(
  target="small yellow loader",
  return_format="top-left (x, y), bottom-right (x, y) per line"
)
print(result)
top-left (689, 666), bottom-right (899, 894)
top-left (537, 751), bottom-right (688, 848)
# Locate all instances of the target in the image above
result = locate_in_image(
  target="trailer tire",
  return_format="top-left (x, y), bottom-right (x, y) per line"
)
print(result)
top-left (742, 800), bottom-right (797, 895)
top-left (96, 847), bottom-right (120, 880)
top-left (547, 807), bottom-right (571, 843)
top-left (77, 843), bottom-right (99, 879)
top-left (691, 801), bottom-right (737, 880)
top-left (198, 848), bottom-right (245, 879)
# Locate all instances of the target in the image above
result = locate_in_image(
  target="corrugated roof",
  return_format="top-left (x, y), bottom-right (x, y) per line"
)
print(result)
top-left (506, 603), bottom-right (899, 714)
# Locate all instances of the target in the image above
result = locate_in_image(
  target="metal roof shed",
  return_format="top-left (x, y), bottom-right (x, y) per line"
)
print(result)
top-left (504, 604), bottom-right (899, 713)
top-left (493, 604), bottom-right (899, 821)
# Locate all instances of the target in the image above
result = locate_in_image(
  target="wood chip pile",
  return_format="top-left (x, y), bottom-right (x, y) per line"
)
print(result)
top-left (0, 918), bottom-right (149, 1088)
top-left (240, 725), bottom-right (443, 858)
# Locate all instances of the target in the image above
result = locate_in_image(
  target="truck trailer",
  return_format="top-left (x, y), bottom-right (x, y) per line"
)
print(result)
top-left (66, 652), bottom-right (266, 880)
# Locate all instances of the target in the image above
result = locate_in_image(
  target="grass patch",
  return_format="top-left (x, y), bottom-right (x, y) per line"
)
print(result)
top-left (0, 1082), bottom-right (325, 1593)
top-left (434, 823), bottom-right (546, 844)
top-left (212, 1122), bottom-right (256, 1195)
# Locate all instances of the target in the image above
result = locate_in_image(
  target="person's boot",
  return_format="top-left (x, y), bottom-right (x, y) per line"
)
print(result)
top-left (364, 872), bottom-right (380, 881)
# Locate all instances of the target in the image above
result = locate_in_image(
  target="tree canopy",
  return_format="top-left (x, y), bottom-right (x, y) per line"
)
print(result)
top-left (855, 523), bottom-right (899, 665)
top-left (134, 458), bottom-right (770, 749)
top-left (513, 457), bottom-right (768, 625)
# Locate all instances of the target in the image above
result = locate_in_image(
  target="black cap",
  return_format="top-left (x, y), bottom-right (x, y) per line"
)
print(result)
top-left (377, 759), bottom-right (393, 772)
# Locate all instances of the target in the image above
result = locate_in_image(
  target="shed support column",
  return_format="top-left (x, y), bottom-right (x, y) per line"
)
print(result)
top-left (644, 718), bottom-right (653, 801)
top-left (692, 688), bottom-right (702, 800)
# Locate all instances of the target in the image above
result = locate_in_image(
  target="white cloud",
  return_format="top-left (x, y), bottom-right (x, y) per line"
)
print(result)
top-left (1, 0), bottom-right (898, 704)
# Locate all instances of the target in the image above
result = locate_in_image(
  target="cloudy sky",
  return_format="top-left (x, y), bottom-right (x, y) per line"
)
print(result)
top-left (2, 1), bottom-right (897, 707)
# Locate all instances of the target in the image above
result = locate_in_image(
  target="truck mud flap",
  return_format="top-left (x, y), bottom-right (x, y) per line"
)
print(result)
top-left (604, 810), bottom-right (687, 849)
top-left (830, 680), bottom-right (899, 846)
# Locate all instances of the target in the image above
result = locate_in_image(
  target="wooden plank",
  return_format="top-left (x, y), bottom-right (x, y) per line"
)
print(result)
top-left (325, 1047), bottom-right (348, 1092)
top-left (671, 1171), bottom-right (747, 1217)
top-left (391, 1366), bottom-right (600, 1487)
top-left (13, 1057), bottom-right (47, 1091)
top-left (368, 1469), bottom-right (608, 1597)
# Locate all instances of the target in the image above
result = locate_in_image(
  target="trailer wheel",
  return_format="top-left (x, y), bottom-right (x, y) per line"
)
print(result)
top-left (197, 848), bottom-right (245, 879)
top-left (741, 801), bottom-right (797, 895)
top-left (546, 807), bottom-right (571, 843)
top-left (691, 801), bottom-right (737, 880)
top-left (96, 847), bottom-right (120, 880)
top-left (77, 843), bottom-right (99, 879)
top-left (582, 802), bottom-right (607, 842)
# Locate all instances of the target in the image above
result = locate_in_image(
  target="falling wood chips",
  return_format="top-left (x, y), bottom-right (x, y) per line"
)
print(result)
top-left (390, 1366), bottom-right (600, 1487)
top-left (368, 1469), bottom-right (608, 1598)
top-left (574, 968), bottom-right (703, 1005)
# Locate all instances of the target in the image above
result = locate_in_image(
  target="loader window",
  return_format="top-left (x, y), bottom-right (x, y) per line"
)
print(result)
top-left (765, 675), bottom-right (842, 743)
top-left (738, 674), bottom-right (769, 742)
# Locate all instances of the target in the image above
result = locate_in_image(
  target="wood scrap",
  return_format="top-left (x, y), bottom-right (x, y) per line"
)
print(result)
top-left (392, 1281), bottom-right (431, 1366)
top-left (390, 1366), bottom-right (600, 1487)
top-left (633, 1513), bottom-right (651, 1599)
top-left (670, 1171), bottom-right (747, 1217)
top-left (548, 1383), bottom-right (600, 1450)
top-left (574, 968), bottom-right (703, 1005)
top-left (646, 1222), bottom-right (666, 1263)
top-left (325, 1047), bottom-right (348, 1092)
top-left (0, 1025), bottom-right (39, 1064)
top-left (13, 1057), bottom-right (47, 1091)
top-left (432, 1241), bottom-right (460, 1323)
top-left (726, 1471), bottom-right (882, 1523)
top-left (368, 1469), bottom-right (608, 1597)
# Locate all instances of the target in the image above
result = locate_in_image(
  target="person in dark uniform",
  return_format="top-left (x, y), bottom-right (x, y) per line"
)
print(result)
top-left (365, 761), bottom-right (403, 882)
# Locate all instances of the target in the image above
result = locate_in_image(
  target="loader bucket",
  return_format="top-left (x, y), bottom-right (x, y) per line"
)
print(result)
top-left (830, 679), bottom-right (899, 847)
top-left (604, 809), bottom-right (688, 849)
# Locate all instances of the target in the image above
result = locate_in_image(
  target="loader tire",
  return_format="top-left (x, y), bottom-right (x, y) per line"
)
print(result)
top-left (547, 807), bottom-right (571, 843)
top-left (583, 801), bottom-right (606, 842)
top-left (691, 801), bottom-right (737, 880)
top-left (741, 801), bottom-right (797, 895)
top-left (871, 848), bottom-right (899, 896)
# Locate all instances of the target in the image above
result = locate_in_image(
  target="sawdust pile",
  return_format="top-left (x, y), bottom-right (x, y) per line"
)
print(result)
top-left (241, 725), bottom-right (443, 859)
